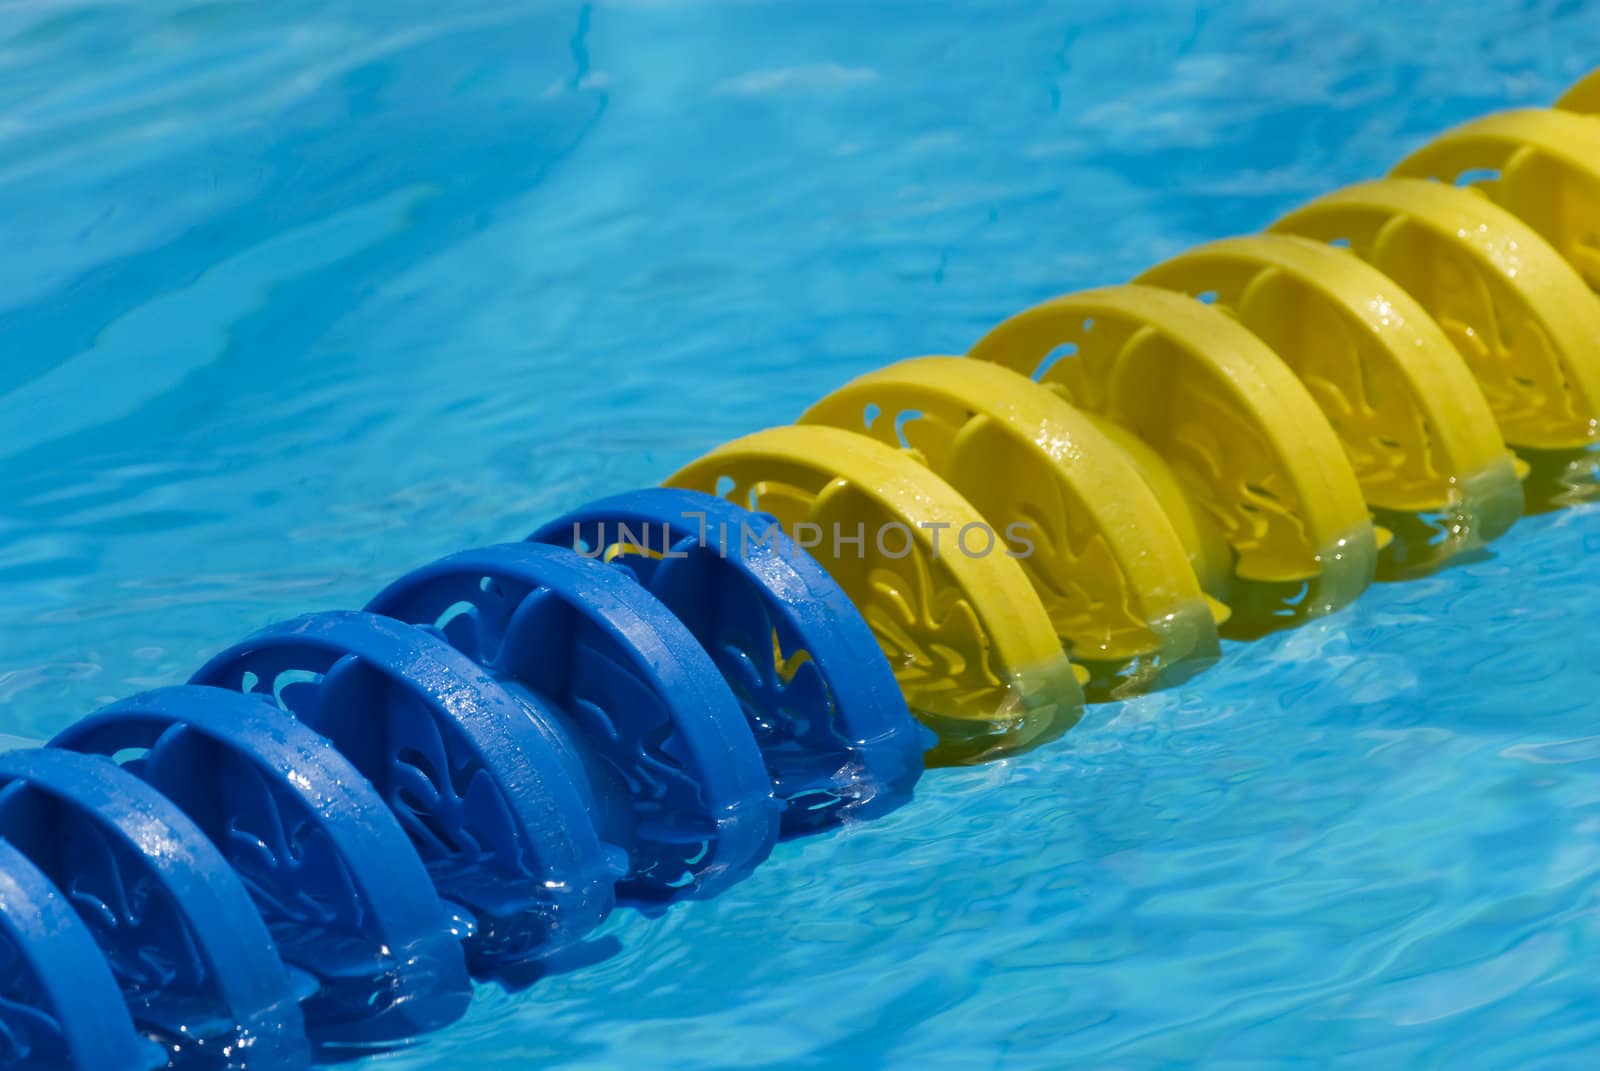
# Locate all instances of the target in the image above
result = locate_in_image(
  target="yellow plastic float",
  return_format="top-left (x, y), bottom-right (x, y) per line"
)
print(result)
top-left (800, 356), bottom-right (1223, 698)
top-left (1558, 68), bottom-right (1600, 113)
top-left (1392, 109), bottom-right (1600, 292)
top-left (666, 424), bottom-right (1083, 765)
top-left (665, 68), bottom-right (1600, 758)
top-left (1271, 178), bottom-right (1600, 508)
top-left (1137, 235), bottom-right (1524, 573)
top-left (968, 284), bottom-right (1378, 637)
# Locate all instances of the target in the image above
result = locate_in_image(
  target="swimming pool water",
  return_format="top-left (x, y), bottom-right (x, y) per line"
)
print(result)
top-left (4, 1), bottom-right (1600, 1067)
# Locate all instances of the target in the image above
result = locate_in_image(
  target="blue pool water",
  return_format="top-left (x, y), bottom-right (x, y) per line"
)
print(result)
top-left (4, 1), bottom-right (1600, 1066)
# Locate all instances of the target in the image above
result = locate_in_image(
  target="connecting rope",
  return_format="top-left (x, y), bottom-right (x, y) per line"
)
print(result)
top-left (3, 73), bottom-right (1599, 1071)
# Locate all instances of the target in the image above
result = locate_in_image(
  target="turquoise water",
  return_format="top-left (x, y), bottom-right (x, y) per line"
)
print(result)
top-left (4, 1), bottom-right (1600, 1067)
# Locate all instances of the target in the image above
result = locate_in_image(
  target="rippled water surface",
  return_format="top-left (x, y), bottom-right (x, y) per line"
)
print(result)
top-left (5, 1), bottom-right (1600, 1067)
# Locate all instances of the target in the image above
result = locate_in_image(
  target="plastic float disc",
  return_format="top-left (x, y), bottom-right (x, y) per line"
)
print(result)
top-left (367, 543), bottom-right (780, 906)
top-left (1393, 109), bottom-right (1600, 292)
top-left (0, 838), bottom-right (166, 1071)
top-left (801, 356), bottom-right (1222, 697)
top-left (1269, 178), bottom-right (1600, 449)
top-left (1272, 177), bottom-right (1600, 508)
top-left (0, 748), bottom-right (311, 1070)
top-left (530, 488), bottom-right (926, 835)
top-left (1138, 234), bottom-right (1525, 573)
top-left (1557, 68), bottom-right (1600, 113)
top-left (50, 685), bottom-right (472, 1052)
top-left (969, 283), bottom-right (1377, 635)
top-left (667, 424), bottom-right (1084, 765)
top-left (190, 611), bottom-right (618, 978)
